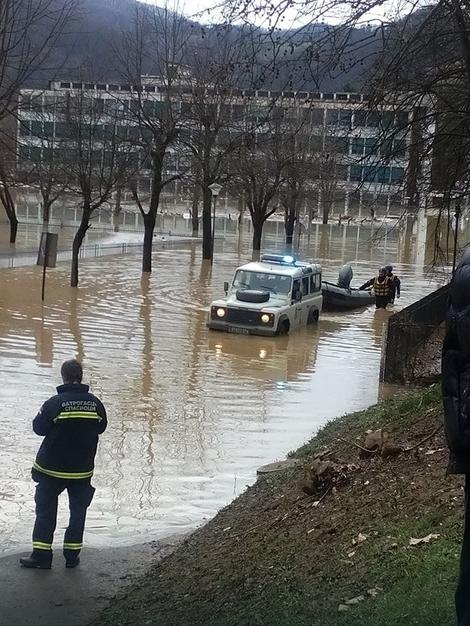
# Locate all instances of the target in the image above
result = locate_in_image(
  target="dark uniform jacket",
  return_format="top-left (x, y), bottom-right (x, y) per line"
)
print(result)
top-left (389, 275), bottom-right (401, 300)
top-left (442, 249), bottom-right (470, 474)
top-left (33, 383), bottom-right (107, 480)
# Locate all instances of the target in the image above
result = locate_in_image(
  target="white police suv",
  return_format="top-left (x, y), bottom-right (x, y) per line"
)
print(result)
top-left (207, 254), bottom-right (322, 336)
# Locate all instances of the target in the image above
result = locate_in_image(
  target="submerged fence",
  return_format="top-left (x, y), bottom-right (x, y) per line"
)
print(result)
top-left (382, 284), bottom-right (450, 383)
top-left (0, 237), bottom-right (198, 270)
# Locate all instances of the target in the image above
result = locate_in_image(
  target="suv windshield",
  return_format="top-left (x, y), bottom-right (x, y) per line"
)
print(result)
top-left (233, 270), bottom-right (292, 295)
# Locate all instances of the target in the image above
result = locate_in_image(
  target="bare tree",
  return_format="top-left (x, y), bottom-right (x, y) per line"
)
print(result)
top-left (235, 114), bottom-right (294, 253)
top-left (116, 3), bottom-right (191, 273)
top-left (62, 88), bottom-right (135, 287)
top-left (181, 25), bottom-right (252, 261)
top-left (16, 93), bottom-right (72, 227)
top-left (0, 0), bottom-right (75, 242)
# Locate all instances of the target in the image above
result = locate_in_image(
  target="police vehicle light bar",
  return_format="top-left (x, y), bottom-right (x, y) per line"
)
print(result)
top-left (261, 254), bottom-right (296, 265)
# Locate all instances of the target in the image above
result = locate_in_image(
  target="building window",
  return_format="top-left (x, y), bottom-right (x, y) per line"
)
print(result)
top-left (311, 108), bottom-right (324, 125)
top-left (391, 167), bottom-right (405, 183)
top-left (72, 82), bottom-right (82, 89)
top-left (363, 165), bottom-right (377, 182)
top-left (382, 111), bottom-right (395, 128)
top-left (43, 121), bottom-right (54, 138)
top-left (30, 120), bottom-right (43, 136)
top-left (377, 167), bottom-right (391, 184)
top-left (19, 120), bottom-right (31, 136)
top-left (30, 147), bottom-right (41, 162)
top-left (55, 122), bottom-right (68, 138)
top-left (396, 112), bottom-right (409, 129)
top-left (336, 164), bottom-right (348, 181)
top-left (354, 111), bottom-right (367, 127)
top-left (310, 135), bottom-right (322, 151)
top-left (326, 109), bottom-right (338, 125)
top-left (365, 137), bottom-right (379, 155)
top-left (351, 138), bottom-right (364, 155)
top-left (335, 136), bottom-right (349, 154)
top-left (338, 109), bottom-right (352, 126)
top-left (350, 165), bottom-right (362, 182)
top-left (367, 111), bottom-right (381, 127)
top-left (19, 144), bottom-right (30, 161)
top-left (394, 139), bottom-right (407, 157)
top-left (60, 82), bottom-right (71, 89)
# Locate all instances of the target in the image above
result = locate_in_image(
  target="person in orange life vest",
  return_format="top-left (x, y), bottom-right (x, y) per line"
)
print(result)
top-left (19, 359), bottom-right (107, 570)
top-left (359, 267), bottom-right (393, 309)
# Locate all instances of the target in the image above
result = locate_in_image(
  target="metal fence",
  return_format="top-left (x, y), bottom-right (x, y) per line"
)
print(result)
top-left (0, 237), bottom-right (198, 270)
top-left (382, 283), bottom-right (450, 383)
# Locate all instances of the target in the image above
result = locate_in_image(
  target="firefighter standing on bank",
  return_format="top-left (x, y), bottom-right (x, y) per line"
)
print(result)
top-left (359, 267), bottom-right (394, 309)
top-left (20, 359), bottom-right (107, 569)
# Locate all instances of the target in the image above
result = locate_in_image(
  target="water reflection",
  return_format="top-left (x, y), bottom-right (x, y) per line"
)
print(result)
top-left (0, 223), bottom-right (446, 554)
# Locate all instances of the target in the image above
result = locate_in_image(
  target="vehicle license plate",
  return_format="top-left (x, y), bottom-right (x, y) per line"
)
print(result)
top-left (227, 326), bottom-right (249, 335)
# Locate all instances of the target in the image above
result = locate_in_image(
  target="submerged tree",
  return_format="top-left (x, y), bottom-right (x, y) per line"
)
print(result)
top-left (62, 88), bottom-right (135, 287)
top-left (116, 3), bottom-right (191, 273)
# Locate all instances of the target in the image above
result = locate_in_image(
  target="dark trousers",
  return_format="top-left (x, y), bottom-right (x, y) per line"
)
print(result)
top-left (31, 474), bottom-right (95, 562)
top-left (457, 476), bottom-right (470, 625)
top-left (375, 295), bottom-right (389, 309)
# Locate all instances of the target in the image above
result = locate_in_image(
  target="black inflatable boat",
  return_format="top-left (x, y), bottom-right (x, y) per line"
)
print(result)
top-left (322, 281), bottom-right (375, 310)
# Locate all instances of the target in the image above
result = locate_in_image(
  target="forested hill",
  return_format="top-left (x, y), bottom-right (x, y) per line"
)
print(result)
top-left (30, 0), bottom-right (383, 92)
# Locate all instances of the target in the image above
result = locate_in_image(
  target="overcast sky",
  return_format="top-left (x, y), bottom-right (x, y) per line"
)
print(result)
top-left (139, 0), bottom-right (409, 28)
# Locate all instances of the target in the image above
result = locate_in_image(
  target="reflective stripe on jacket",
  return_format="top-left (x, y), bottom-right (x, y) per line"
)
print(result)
top-left (33, 383), bottom-right (107, 479)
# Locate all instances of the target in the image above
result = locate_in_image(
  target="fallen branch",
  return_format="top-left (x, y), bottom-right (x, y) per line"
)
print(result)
top-left (403, 424), bottom-right (444, 452)
top-left (338, 437), bottom-right (378, 454)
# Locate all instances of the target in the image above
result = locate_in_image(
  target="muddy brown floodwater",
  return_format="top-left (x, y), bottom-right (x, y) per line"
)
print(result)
top-left (0, 221), bottom-right (446, 555)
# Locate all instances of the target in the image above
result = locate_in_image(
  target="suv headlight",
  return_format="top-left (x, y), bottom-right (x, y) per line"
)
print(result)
top-left (216, 308), bottom-right (226, 318)
top-left (261, 313), bottom-right (273, 324)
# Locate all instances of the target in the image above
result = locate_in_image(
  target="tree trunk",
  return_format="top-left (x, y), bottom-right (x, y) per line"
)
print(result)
top-left (322, 202), bottom-right (329, 225)
top-left (113, 187), bottom-right (122, 232)
top-left (252, 221), bottom-right (263, 251)
top-left (191, 184), bottom-right (200, 237)
top-left (202, 186), bottom-right (212, 260)
top-left (42, 200), bottom-right (52, 231)
top-left (285, 209), bottom-right (295, 245)
top-left (142, 214), bottom-right (156, 273)
top-left (0, 187), bottom-right (18, 243)
top-left (70, 211), bottom-right (89, 288)
top-left (9, 213), bottom-right (18, 243)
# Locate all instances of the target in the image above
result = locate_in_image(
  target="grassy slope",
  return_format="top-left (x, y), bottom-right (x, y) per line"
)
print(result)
top-left (95, 385), bottom-right (462, 626)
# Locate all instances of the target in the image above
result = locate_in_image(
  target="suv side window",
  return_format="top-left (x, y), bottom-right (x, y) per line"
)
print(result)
top-left (310, 273), bottom-right (322, 292)
top-left (292, 279), bottom-right (301, 301)
top-left (302, 276), bottom-right (309, 295)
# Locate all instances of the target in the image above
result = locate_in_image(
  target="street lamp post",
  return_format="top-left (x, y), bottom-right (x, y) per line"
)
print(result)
top-left (208, 182), bottom-right (222, 263)
top-left (453, 202), bottom-right (462, 276)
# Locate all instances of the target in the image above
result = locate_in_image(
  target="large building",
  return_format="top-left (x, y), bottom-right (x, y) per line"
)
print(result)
top-left (15, 75), bottom-right (426, 219)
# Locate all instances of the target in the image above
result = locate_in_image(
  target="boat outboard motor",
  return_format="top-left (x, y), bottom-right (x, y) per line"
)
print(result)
top-left (337, 264), bottom-right (353, 289)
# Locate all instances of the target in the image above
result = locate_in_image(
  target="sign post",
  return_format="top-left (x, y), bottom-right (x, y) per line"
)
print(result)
top-left (37, 232), bottom-right (58, 302)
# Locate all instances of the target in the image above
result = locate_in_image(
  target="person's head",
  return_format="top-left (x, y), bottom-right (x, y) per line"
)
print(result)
top-left (385, 264), bottom-right (393, 276)
top-left (61, 359), bottom-right (83, 385)
top-left (379, 267), bottom-right (386, 277)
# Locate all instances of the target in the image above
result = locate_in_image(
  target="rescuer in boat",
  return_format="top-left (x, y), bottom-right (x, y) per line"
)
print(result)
top-left (385, 264), bottom-right (401, 304)
top-left (19, 359), bottom-right (107, 570)
top-left (359, 267), bottom-right (393, 309)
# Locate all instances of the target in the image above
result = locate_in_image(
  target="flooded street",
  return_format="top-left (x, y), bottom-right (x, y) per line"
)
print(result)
top-left (0, 220), bottom-right (446, 554)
